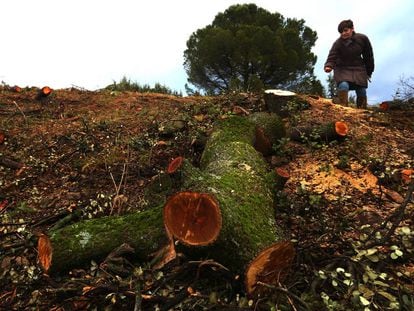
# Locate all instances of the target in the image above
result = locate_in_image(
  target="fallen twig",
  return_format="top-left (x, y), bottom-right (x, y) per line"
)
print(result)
top-left (109, 159), bottom-right (129, 215)
top-left (366, 179), bottom-right (414, 248)
top-left (0, 156), bottom-right (24, 169)
top-left (256, 281), bottom-right (311, 311)
top-left (12, 101), bottom-right (27, 123)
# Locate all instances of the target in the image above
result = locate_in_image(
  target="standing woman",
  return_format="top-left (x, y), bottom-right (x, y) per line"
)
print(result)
top-left (324, 19), bottom-right (374, 108)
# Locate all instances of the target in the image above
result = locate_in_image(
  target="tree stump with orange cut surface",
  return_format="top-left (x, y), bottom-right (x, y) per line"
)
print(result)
top-left (35, 86), bottom-right (53, 100)
top-left (163, 115), bottom-right (295, 296)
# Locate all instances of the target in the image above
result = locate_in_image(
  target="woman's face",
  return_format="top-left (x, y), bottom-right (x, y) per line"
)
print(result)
top-left (340, 27), bottom-right (354, 39)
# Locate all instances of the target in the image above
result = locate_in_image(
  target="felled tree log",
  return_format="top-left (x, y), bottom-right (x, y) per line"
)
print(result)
top-left (163, 115), bottom-right (295, 295)
top-left (379, 100), bottom-right (410, 111)
top-left (42, 113), bottom-right (292, 291)
top-left (44, 206), bottom-right (169, 273)
top-left (289, 121), bottom-right (349, 143)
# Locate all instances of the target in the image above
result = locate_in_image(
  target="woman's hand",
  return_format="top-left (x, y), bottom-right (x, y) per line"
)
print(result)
top-left (324, 66), bottom-right (333, 73)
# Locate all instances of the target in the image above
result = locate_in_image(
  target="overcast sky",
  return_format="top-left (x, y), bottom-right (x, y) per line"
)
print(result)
top-left (1, 0), bottom-right (413, 103)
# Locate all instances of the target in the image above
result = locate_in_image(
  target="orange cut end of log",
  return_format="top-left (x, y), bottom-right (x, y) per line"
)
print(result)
top-left (335, 121), bottom-right (348, 137)
top-left (167, 156), bottom-right (184, 174)
top-left (379, 101), bottom-right (390, 111)
top-left (12, 86), bottom-right (22, 92)
top-left (0, 132), bottom-right (5, 144)
top-left (0, 200), bottom-right (8, 212)
top-left (42, 86), bottom-right (52, 96)
top-left (275, 167), bottom-right (290, 179)
top-left (401, 169), bottom-right (413, 184)
top-left (254, 126), bottom-right (272, 156)
top-left (245, 241), bottom-right (295, 296)
top-left (163, 191), bottom-right (222, 246)
top-left (37, 233), bottom-right (53, 273)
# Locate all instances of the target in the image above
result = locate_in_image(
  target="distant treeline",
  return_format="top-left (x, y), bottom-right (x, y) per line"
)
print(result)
top-left (105, 77), bottom-right (182, 96)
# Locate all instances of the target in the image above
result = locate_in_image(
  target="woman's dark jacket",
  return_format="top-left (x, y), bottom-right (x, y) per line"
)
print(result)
top-left (324, 32), bottom-right (374, 88)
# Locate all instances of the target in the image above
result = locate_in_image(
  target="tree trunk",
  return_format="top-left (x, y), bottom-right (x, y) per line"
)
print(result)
top-left (289, 121), bottom-right (349, 143)
top-left (45, 206), bottom-right (169, 273)
top-left (264, 89), bottom-right (297, 116)
top-left (264, 89), bottom-right (310, 117)
top-left (43, 113), bottom-right (294, 295)
top-left (163, 115), bottom-right (295, 295)
top-left (379, 100), bottom-right (411, 111)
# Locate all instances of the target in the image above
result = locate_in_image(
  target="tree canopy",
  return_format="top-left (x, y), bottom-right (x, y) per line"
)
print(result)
top-left (183, 3), bottom-right (323, 95)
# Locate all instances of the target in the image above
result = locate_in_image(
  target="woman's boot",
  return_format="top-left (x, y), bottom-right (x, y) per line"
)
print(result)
top-left (356, 96), bottom-right (367, 109)
top-left (334, 90), bottom-right (348, 106)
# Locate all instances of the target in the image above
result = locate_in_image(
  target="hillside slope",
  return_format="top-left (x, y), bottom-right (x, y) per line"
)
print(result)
top-left (1, 86), bottom-right (413, 310)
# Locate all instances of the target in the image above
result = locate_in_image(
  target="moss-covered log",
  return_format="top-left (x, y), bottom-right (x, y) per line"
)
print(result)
top-left (46, 206), bottom-right (168, 273)
top-left (42, 112), bottom-right (292, 291)
top-left (163, 115), bottom-right (295, 295)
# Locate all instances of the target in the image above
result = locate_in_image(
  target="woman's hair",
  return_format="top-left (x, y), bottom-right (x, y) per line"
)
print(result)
top-left (338, 19), bottom-right (354, 33)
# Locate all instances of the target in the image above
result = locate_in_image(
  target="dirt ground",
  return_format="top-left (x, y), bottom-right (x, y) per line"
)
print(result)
top-left (1, 86), bottom-right (413, 310)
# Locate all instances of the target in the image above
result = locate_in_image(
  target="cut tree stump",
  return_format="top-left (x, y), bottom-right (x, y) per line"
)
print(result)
top-left (35, 86), bottom-right (53, 100)
top-left (163, 115), bottom-right (295, 296)
top-left (264, 89), bottom-right (297, 116)
top-left (264, 89), bottom-right (309, 117)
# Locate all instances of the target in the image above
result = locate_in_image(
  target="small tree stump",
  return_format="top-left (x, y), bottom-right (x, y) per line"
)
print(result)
top-left (264, 89), bottom-right (297, 116)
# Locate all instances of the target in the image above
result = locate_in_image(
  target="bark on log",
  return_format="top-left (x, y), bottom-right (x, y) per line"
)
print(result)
top-left (289, 121), bottom-right (349, 143)
top-left (379, 100), bottom-right (412, 111)
top-left (163, 115), bottom-right (295, 295)
top-left (264, 89), bottom-right (296, 117)
top-left (43, 113), bottom-right (293, 295)
top-left (264, 89), bottom-right (310, 117)
top-left (45, 206), bottom-right (169, 273)
top-left (250, 112), bottom-right (286, 156)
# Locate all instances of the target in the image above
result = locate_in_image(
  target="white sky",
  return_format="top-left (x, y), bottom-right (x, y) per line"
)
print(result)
top-left (1, 0), bottom-right (413, 103)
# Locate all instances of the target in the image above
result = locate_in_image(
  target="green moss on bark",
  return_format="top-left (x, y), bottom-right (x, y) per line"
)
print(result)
top-left (49, 206), bottom-right (166, 272)
top-left (173, 115), bottom-right (286, 272)
top-left (200, 116), bottom-right (256, 169)
top-left (248, 111), bottom-right (286, 143)
top-left (48, 114), bottom-right (287, 274)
